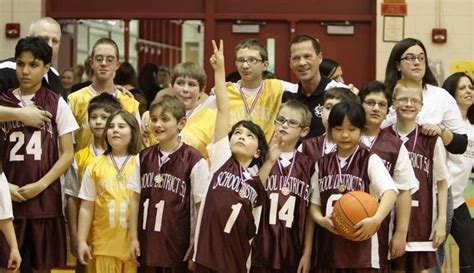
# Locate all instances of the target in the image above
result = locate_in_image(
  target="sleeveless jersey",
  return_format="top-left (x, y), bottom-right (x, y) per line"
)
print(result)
top-left (138, 144), bottom-right (204, 267)
top-left (227, 79), bottom-right (284, 142)
top-left (68, 86), bottom-right (140, 151)
top-left (84, 155), bottom-right (137, 260)
top-left (252, 151), bottom-right (314, 269)
top-left (0, 86), bottom-right (61, 218)
top-left (316, 146), bottom-right (384, 269)
top-left (386, 125), bottom-right (437, 248)
top-left (301, 135), bottom-right (326, 165)
top-left (194, 157), bottom-right (266, 273)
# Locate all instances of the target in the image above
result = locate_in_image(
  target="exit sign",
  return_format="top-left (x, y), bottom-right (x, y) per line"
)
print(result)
top-left (381, 3), bottom-right (407, 16)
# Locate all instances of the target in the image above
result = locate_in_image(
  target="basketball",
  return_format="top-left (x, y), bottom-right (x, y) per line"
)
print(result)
top-left (331, 191), bottom-right (379, 241)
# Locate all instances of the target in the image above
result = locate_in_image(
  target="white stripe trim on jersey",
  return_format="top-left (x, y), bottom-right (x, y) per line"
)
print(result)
top-left (370, 233), bottom-right (380, 269)
top-left (406, 241), bottom-right (436, 252)
top-left (0, 60), bottom-right (16, 69)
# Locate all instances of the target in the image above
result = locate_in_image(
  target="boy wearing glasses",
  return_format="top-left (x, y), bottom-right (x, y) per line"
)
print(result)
top-left (387, 79), bottom-right (448, 273)
top-left (358, 81), bottom-right (419, 269)
top-left (251, 100), bottom-right (316, 273)
top-left (68, 38), bottom-right (140, 151)
top-left (225, 38), bottom-right (298, 142)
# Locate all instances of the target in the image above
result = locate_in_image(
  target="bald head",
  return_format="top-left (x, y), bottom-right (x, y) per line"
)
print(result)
top-left (28, 17), bottom-right (61, 65)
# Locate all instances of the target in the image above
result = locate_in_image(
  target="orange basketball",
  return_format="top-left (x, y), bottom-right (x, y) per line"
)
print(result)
top-left (331, 191), bottom-right (379, 241)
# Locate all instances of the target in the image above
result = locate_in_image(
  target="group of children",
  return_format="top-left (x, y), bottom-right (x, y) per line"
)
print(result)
top-left (0, 34), bottom-right (451, 273)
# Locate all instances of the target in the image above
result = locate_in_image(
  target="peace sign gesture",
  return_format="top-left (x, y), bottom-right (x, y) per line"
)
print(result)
top-left (209, 39), bottom-right (224, 71)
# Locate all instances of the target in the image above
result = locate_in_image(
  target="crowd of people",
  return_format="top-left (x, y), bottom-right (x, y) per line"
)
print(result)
top-left (0, 16), bottom-right (473, 273)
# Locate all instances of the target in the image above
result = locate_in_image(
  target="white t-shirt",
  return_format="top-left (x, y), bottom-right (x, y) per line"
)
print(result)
top-left (449, 119), bottom-right (474, 208)
top-left (0, 172), bottom-right (13, 220)
top-left (361, 135), bottom-right (419, 193)
top-left (310, 153), bottom-right (398, 206)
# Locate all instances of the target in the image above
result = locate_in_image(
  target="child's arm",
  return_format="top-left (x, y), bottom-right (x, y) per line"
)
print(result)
top-left (209, 40), bottom-right (228, 143)
top-left (309, 203), bottom-right (338, 234)
top-left (0, 105), bottom-right (52, 128)
top-left (77, 200), bottom-right (94, 265)
top-left (390, 189), bottom-right (411, 258)
top-left (66, 195), bottom-right (80, 257)
top-left (129, 192), bottom-right (141, 263)
top-left (0, 219), bottom-right (21, 270)
top-left (18, 132), bottom-right (74, 199)
top-left (297, 215), bottom-right (314, 273)
top-left (431, 179), bottom-right (447, 248)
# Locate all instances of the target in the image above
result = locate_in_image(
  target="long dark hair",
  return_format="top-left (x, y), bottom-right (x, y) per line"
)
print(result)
top-left (442, 72), bottom-right (474, 124)
top-left (384, 38), bottom-right (438, 95)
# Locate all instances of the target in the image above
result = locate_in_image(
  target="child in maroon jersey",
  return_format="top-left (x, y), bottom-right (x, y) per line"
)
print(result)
top-left (309, 100), bottom-right (398, 272)
top-left (251, 100), bottom-right (316, 273)
top-left (128, 94), bottom-right (209, 272)
top-left (389, 79), bottom-right (448, 273)
top-left (193, 40), bottom-right (280, 273)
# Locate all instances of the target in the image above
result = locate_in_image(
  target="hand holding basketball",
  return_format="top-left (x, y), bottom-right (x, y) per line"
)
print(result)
top-left (353, 216), bottom-right (381, 241)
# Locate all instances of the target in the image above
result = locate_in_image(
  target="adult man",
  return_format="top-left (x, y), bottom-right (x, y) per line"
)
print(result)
top-left (0, 17), bottom-right (64, 96)
top-left (283, 35), bottom-right (345, 138)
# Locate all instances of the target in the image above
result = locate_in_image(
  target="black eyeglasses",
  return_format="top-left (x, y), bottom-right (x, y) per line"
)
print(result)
top-left (235, 57), bottom-right (263, 66)
top-left (363, 100), bottom-right (388, 109)
top-left (400, 54), bottom-right (425, 63)
top-left (274, 116), bottom-right (303, 128)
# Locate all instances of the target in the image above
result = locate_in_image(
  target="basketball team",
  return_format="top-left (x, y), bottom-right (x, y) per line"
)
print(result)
top-left (0, 16), bottom-right (474, 273)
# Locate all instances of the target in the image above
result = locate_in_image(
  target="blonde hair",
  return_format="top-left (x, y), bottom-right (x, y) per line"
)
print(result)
top-left (393, 78), bottom-right (423, 101)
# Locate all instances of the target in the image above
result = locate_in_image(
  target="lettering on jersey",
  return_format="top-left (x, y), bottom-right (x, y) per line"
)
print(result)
top-left (229, 106), bottom-right (274, 125)
top-left (266, 174), bottom-right (310, 204)
top-left (140, 172), bottom-right (186, 202)
top-left (318, 174), bottom-right (365, 192)
top-left (1, 120), bottom-right (54, 139)
top-left (408, 152), bottom-right (430, 176)
top-left (213, 171), bottom-right (258, 204)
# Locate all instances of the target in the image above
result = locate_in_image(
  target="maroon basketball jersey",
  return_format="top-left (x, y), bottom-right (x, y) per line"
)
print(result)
top-left (302, 135), bottom-right (326, 165)
top-left (194, 157), bottom-right (266, 273)
top-left (316, 146), bottom-right (384, 269)
top-left (369, 129), bottom-right (403, 176)
top-left (0, 87), bottom-right (61, 218)
top-left (252, 151), bottom-right (314, 269)
top-left (386, 125), bottom-right (437, 243)
top-left (138, 143), bottom-right (203, 267)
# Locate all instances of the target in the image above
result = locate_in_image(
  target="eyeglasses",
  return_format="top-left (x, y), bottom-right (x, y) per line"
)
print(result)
top-left (393, 97), bottom-right (422, 105)
top-left (363, 100), bottom-right (388, 109)
top-left (400, 54), bottom-right (426, 63)
top-left (93, 55), bottom-right (117, 65)
top-left (235, 57), bottom-right (263, 66)
top-left (274, 116), bottom-right (303, 128)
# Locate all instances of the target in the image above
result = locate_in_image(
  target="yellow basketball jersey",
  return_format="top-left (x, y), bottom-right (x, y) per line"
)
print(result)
top-left (75, 145), bottom-right (99, 183)
top-left (68, 86), bottom-right (140, 151)
top-left (86, 155), bottom-right (137, 260)
top-left (146, 106), bottom-right (216, 160)
top-left (227, 79), bottom-right (284, 142)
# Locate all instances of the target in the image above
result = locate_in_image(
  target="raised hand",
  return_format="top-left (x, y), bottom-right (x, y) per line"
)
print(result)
top-left (209, 39), bottom-right (224, 71)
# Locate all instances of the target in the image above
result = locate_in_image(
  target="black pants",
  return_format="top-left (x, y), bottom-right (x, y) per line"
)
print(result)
top-left (450, 202), bottom-right (474, 273)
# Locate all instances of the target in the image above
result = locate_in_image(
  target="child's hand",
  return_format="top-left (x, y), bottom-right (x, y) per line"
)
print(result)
top-left (297, 252), bottom-right (311, 273)
top-left (267, 132), bottom-right (284, 163)
top-left (18, 181), bottom-right (46, 200)
top-left (320, 215), bottom-right (339, 235)
top-left (430, 219), bottom-right (447, 248)
top-left (78, 241), bottom-right (93, 265)
top-left (389, 230), bottom-right (407, 259)
top-left (353, 216), bottom-right (380, 241)
top-left (8, 183), bottom-right (26, 202)
top-left (209, 40), bottom-right (224, 71)
top-left (8, 248), bottom-right (21, 271)
top-left (130, 239), bottom-right (141, 264)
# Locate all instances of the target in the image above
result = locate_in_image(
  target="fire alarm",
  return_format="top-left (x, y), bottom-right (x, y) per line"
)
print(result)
top-left (432, 28), bottom-right (447, 43)
top-left (5, 23), bottom-right (20, 39)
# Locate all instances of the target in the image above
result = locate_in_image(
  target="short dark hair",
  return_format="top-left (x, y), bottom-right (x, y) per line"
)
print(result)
top-left (320, 58), bottom-right (340, 79)
top-left (324, 87), bottom-right (359, 104)
top-left (384, 38), bottom-right (438, 94)
top-left (103, 110), bottom-right (143, 155)
top-left (228, 120), bottom-right (268, 167)
top-left (359, 81), bottom-right (392, 108)
top-left (88, 93), bottom-right (122, 117)
top-left (15, 36), bottom-right (52, 65)
top-left (235, 38), bottom-right (268, 62)
top-left (289, 35), bottom-right (321, 54)
top-left (328, 101), bottom-right (366, 130)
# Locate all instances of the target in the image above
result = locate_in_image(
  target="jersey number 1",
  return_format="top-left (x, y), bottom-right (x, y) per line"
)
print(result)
top-left (142, 199), bottom-right (165, 232)
top-left (9, 131), bottom-right (42, 161)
